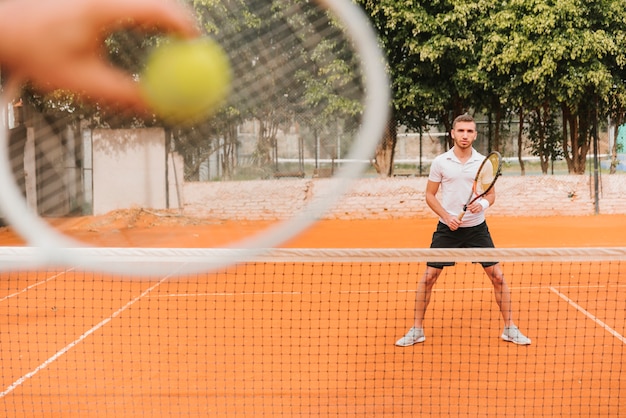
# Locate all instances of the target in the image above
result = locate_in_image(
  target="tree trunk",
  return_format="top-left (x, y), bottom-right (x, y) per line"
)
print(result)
top-left (256, 116), bottom-right (279, 176)
top-left (564, 103), bottom-right (593, 175)
top-left (493, 109), bottom-right (501, 153)
top-left (610, 112), bottom-right (623, 174)
top-left (537, 105), bottom-right (549, 174)
top-left (372, 114), bottom-right (396, 177)
top-left (562, 104), bottom-right (574, 172)
top-left (517, 107), bottom-right (525, 175)
top-left (221, 123), bottom-right (237, 180)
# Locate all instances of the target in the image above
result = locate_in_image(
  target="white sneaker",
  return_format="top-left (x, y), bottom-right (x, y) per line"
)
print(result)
top-left (501, 325), bottom-right (531, 345)
top-left (395, 327), bottom-right (426, 347)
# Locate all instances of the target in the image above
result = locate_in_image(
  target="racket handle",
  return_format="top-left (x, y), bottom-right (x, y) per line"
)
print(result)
top-left (457, 205), bottom-right (468, 221)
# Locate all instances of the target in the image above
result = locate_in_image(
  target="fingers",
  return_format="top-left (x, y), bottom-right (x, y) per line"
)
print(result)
top-left (73, 0), bottom-right (201, 110)
top-left (446, 216), bottom-right (460, 231)
top-left (467, 201), bottom-right (487, 214)
top-left (1, 0), bottom-right (202, 111)
top-left (92, 0), bottom-right (200, 38)
top-left (33, 58), bottom-right (149, 112)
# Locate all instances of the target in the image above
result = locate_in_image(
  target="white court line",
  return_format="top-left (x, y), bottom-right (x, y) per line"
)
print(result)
top-left (0, 274), bottom-right (170, 399)
top-left (3, 275), bottom-right (622, 398)
top-left (0, 270), bottom-right (72, 303)
top-left (550, 286), bottom-right (626, 345)
top-left (156, 285), bottom-right (626, 346)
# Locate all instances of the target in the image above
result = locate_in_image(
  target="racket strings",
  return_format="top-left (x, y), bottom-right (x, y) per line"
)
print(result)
top-left (478, 153), bottom-right (501, 193)
top-left (12, 1), bottom-right (365, 215)
top-left (0, 0), bottom-right (390, 275)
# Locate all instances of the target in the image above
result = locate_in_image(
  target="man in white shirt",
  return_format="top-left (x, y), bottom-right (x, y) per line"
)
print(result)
top-left (396, 114), bottom-right (531, 346)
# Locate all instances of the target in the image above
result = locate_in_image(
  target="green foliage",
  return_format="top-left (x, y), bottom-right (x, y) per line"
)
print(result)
top-left (525, 104), bottom-right (563, 174)
top-left (358, 0), bottom-right (626, 173)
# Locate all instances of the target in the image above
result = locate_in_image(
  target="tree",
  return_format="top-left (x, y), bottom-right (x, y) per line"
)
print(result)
top-left (481, 0), bottom-right (626, 174)
top-left (198, 0), bottom-right (366, 178)
top-left (359, 0), bottom-right (502, 172)
top-left (358, 0), bottom-right (626, 176)
top-left (526, 103), bottom-right (563, 174)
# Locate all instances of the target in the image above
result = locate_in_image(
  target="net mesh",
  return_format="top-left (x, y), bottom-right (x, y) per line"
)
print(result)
top-left (1, 247), bottom-right (624, 417)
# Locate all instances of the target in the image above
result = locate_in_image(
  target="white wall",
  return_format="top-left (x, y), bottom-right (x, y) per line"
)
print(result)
top-left (91, 128), bottom-right (167, 216)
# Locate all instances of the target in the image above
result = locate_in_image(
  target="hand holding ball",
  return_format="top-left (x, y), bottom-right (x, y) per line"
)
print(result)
top-left (140, 37), bottom-right (231, 125)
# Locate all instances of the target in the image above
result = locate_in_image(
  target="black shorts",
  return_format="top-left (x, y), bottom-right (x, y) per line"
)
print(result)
top-left (426, 221), bottom-right (498, 269)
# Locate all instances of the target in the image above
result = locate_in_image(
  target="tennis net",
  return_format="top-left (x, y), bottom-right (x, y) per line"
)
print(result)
top-left (1, 247), bottom-right (624, 417)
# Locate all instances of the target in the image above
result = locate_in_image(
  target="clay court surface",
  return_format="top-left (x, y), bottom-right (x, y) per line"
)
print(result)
top-left (1, 214), bottom-right (624, 416)
top-left (1, 211), bottom-right (624, 248)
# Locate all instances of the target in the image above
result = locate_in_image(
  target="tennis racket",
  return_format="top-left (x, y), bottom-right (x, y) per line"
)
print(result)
top-left (458, 151), bottom-right (503, 220)
top-left (0, 0), bottom-right (390, 275)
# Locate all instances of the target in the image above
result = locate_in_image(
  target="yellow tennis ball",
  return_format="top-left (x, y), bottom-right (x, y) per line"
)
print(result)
top-left (140, 37), bottom-right (231, 125)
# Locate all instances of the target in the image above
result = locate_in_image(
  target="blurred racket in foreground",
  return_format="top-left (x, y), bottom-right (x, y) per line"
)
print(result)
top-left (0, 0), bottom-right (389, 275)
top-left (458, 151), bottom-right (503, 220)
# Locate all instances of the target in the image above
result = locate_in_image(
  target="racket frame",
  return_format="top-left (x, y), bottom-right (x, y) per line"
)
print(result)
top-left (458, 151), bottom-right (503, 220)
top-left (0, 0), bottom-right (390, 276)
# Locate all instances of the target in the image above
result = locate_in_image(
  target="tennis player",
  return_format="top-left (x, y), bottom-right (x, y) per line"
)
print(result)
top-left (396, 114), bottom-right (531, 346)
top-left (0, 0), bottom-right (199, 111)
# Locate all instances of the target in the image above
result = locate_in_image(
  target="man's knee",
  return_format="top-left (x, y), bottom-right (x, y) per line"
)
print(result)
top-left (422, 268), bottom-right (442, 286)
top-left (484, 266), bottom-right (505, 285)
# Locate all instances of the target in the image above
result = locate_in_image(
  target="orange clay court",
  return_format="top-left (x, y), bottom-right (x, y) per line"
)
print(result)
top-left (0, 214), bottom-right (624, 417)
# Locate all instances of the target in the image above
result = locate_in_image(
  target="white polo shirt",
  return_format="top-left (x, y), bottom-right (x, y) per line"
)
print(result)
top-left (428, 147), bottom-right (487, 227)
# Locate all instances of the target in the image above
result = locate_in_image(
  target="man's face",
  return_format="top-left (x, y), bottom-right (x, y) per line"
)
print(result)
top-left (450, 121), bottom-right (477, 150)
